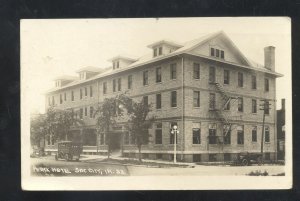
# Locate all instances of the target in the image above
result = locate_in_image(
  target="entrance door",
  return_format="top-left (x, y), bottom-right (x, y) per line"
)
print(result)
top-left (110, 132), bottom-right (121, 151)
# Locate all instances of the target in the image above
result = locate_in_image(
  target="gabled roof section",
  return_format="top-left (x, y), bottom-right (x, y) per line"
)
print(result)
top-left (177, 31), bottom-right (252, 66)
top-left (147, 40), bottom-right (183, 49)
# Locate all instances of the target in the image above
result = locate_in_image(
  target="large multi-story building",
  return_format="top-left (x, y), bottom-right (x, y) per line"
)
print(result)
top-left (44, 31), bottom-right (282, 162)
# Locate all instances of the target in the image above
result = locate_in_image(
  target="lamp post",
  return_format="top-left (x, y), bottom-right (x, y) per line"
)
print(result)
top-left (171, 125), bottom-right (179, 163)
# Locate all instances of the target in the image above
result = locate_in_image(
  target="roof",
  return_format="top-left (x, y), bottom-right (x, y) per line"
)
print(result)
top-left (46, 31), bottom-right (283, 94)
top-left (76, 66), bottom-right (103, 73)
top-left (53, 75), bottom-right (78, 81)
top-left (108, 55), bottom-right (138, 62)
top-left (147, 40), bottom-right (183, 48)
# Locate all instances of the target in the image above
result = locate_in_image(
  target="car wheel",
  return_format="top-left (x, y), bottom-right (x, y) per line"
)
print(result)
top-left (242, 159), bottom-right (249, 166)
top-left (65, 154), bottom-right (70, 161)
top-left (257, 157), bottom-right (262, 166)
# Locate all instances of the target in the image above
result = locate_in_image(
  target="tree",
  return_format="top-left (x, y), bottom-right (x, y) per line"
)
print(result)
top-left (94, 97), bottom-right (120, 158)
top-left (119, 94), bottom-right (155, 162)
top-left (30, 106), bottom-right (84, 147)
top-left (30, 114), bottom-right (47, 147)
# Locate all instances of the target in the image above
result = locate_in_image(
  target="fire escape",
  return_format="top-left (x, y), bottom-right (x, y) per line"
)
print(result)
top-left (208, 82), bottom-right (240, 151)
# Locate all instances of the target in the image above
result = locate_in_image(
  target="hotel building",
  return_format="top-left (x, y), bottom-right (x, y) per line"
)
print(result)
top-left (44, 31), bottom-right (282, 162)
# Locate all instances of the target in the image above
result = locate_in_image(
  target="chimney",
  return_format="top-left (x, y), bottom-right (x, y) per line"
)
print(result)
top-left (264, 46), bottom-right (275, 71)
top-left (281, 99), bottom-right (285, 110)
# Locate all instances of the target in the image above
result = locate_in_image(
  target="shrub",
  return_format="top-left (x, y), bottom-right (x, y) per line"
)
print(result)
top-left (247, 170), bottom-right (269, 176)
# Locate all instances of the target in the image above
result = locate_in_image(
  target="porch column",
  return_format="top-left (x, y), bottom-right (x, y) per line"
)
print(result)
top-left (96, 128), bottom-right (99, 154)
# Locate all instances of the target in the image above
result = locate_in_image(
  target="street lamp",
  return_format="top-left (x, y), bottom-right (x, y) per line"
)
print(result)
top-left (171, 125), bottom-right (179, 163)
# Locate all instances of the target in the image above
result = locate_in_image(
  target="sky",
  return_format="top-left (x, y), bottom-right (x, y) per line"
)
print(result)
top-left (21, 17), bottom-right (291, 114)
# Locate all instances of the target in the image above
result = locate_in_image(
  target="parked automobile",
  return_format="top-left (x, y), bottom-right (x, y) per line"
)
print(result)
top-left (31, 146), bottom-right (45, 158)
top-left (234, 152), bottom-right (263, 166)
top-left (55, 141), bottom-right (82, 161)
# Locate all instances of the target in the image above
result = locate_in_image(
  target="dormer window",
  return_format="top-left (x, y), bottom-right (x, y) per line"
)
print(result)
top-left (79, 72), bottom-right (85, 80)
top-left (55, 80), bottom-right (61, 88)
top-left (153, 46), bottom-right (163, 57)
top-left (210, 47), bottom-right (224, 59)
top-left (113, 61), bottom-right (120, 70)
top-left (148, 40), bottom-right (183, 58)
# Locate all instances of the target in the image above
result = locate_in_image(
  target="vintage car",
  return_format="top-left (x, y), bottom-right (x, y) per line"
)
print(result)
top-left (55, 141), bottom-right (82, 161)
top-left (234, 152), bottom-right (263, 166)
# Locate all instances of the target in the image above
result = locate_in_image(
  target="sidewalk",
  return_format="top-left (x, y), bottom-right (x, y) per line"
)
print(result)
top-left (80, 154), bottom-right (195, 167)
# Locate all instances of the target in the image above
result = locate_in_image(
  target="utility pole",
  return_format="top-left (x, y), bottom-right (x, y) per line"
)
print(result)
top-left (259, 99), bottom-right (271, 164)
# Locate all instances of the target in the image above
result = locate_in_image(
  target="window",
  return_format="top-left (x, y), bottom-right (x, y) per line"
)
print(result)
top-left (224, 153), bottom-right (231, 161)
top-left (80, 108), bottom-right (83, 119)
top-left (192, 123), bottom-right (201, 144)
top-left (85, 107), bottom-right (87, 116)
top-left (113, 79), bottom-right (116, 92)
top-left (90, 106), bottom-right (93, 118)
top-left (224, 70), bottom-right (230, 84)
top-left (209, 93), bottom-right (216, 110)
top-left (252, 126), bottom-right (257, 142)
top-left (156, 67), bottom-right (162, 83)
top-left (265, 100), bottom-right (270, 115)
top-left (210, 48), bottom-right (215, 56)
top-left (265, 78), bottom-right (269, 92)
top-left (251, 75), bottom-right (257, 89)
top-left (238, 97), bottom-right (243, 112)
top-left (85, 87), bottom-right (87, 96)
top-left (80, 89), bottom-right (83, 99)
top-left (155, 123), bottom-right (162, 144)
top-left (209, 154), bottom-right (217, 162)
top-left (103, 82), bottom-right (107, 94)
top-left (170, 122), bottom-right (178, 144)
top-left (209, 66), bottom-right (216, 83)
top-left (171, 91), bottom-right (177, 107)
top-left (48, 97), bottom-right (50, 106)
top-left (64, 92), bottom-right (66, 101)
top-left (156, 154), bottom-right (162, 159)
top-left (60, 94), bottom-right (63, 104)
top-left (158, 47), bottom-right (162, 55)
top-left (237, 126), bottom-right (244, 145)
top-left (118, 78), bottom-right (121, 91)
top-left (170, 63), bottom-right (177, 79)
top-left (143, 96), bottom-right (148, 106)
top-left (71, 91), bottom-right (74, 101)
top-left (216, 49), bottom-right (220, 57)
top-left (193, 63), bottom-right (200, 79)
top-left (265, 127), bottom-right (270, 142)
top-left (252, 99), bottom-right (257, 113)
top-left (90, 86), bottom-right (93, 97)
top-left (221, 50), bottom-right (224, 59)
top-left (153, 48), bottom-right (157, 57)
top-left (209, 124), bottom-right (217, 144)
top-left (211, 47), bottom-right (225, 59)
top-left (265, 153), bottom-right (270, 160)
top-left (193, 91), bottom-right (200, 107)
top-left (238, 72), bottom-right (243, 87)
top-left (79, 72), bottom-right (85, 80)
top-left (156, 94), bottom-right (161, 109)
top-left (52, 96), bottom-right (55, 105)
top-left (128, 75), bottom-right (132, 89)
top-left (143, 71), bottom-right (148, 85)
top-left (193, 154), bottom-right (201, 162)
top-left (113, 61), bottom-right (119, 69)
top-left (224, 125), bottom-right (231, 144)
